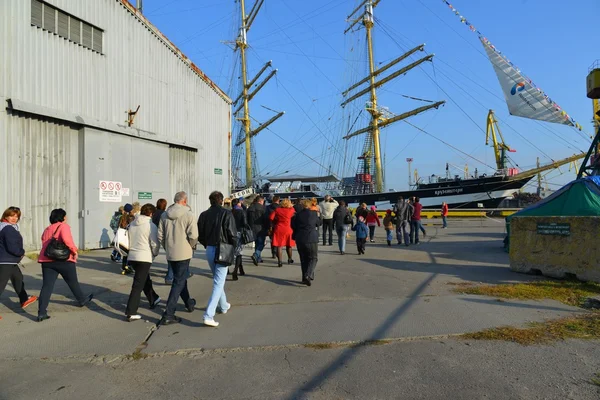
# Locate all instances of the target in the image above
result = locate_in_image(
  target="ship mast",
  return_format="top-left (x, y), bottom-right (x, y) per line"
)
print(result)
top-left (342, 0), bottom-right (445, 193)
top-left (233, 0), bottom-right (284, 188)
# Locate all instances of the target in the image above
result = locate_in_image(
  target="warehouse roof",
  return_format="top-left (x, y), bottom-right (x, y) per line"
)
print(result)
top-left (120, 0), bottom-right (232, 104)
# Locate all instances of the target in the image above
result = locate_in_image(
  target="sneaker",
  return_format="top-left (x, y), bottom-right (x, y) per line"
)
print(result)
top-left (251, 254), bottom-right (259, 266)
top-left (203, 318), bottom-right (219, 327)
top-left (150, 297), bottom-right (161, 309)
top-left (37, 315), bottom-right (50, 322)
top-left (127, 314), bottom-right (142, 322)
top-left (21, 295), bottom-right (38, 309)
top-left (217, 303), bottom-right (231, 314)
top-left (185, 298), bottom-right (196, 313)
top-left (160, 316), bottom-right (181, 326)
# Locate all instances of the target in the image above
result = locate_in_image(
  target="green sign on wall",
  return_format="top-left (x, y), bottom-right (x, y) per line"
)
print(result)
top-left (138, 192), bottom-right (152, 200)
top-left (214, 168), bottom-right (223, 175)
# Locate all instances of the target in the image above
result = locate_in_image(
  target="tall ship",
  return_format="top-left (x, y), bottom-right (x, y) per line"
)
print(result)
top-left (229, 0), bottom-right (588, 209)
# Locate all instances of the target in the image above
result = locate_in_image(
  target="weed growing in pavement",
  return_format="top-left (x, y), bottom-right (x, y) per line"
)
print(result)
top-left (591, 372), bottom-right (600, 387)
top-left (453, 280), bottom-right (600, 307)
top-left (462, 313), bottom-right (600, 345)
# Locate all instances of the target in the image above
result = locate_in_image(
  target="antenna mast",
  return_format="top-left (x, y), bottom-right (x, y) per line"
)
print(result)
top-left (234, 0), bottom-right (284, 188)
top-left (342, 0), bottom-right (444, 193)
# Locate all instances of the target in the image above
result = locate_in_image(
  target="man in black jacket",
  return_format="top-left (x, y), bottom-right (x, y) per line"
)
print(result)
top-left (246, 196), bottom-right (266, 265)
top-left (291, 200), bottom-right (322, 286)
top-left (197, 191), bottom-right (237, 327)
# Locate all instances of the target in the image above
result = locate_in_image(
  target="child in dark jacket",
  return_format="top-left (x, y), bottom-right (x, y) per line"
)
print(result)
top-left (352, 216), bottom-right (369, 255)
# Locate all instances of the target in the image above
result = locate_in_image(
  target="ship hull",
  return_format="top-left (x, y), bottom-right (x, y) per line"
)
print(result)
top-left (265, 175), bottom-right (533, 209)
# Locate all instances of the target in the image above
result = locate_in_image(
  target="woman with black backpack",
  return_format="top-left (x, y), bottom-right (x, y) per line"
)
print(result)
top-left (333, 200), bottom-right (353, 255)
top-left (37, 209), bottom-right (93, 322)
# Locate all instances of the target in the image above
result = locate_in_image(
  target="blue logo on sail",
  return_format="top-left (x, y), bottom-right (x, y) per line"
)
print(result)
top-left (510, 82), bottom-right (525, 95)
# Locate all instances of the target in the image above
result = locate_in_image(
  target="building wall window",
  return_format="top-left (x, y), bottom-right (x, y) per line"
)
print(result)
top-left (31, 0), bottom-right (103, 54)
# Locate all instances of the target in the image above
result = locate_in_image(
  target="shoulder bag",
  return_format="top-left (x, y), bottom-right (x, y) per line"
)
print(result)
top-left (44, 225), bottom-right (70, 261)
top-left (114, 226), bottom-right (130, 256)
top-left (215, 209), bottom-right (235, 266)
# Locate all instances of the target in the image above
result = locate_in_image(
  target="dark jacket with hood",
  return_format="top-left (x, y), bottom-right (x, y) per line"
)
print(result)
top-left (0, 222), bottom-right (25, 265)
top-left (333, 205), bottom-right (352, 229)
top-left (197, 205), bottom-right (237, 248)
top-left (232, 206), bottom-right (247, 232)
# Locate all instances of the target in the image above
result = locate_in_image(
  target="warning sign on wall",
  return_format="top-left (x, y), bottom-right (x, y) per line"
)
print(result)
top-left (99, 181), bottom-right (123, 203)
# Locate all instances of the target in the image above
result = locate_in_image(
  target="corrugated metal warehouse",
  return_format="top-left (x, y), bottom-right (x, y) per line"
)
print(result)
top-left (0, 0), bottom-right (232, 250)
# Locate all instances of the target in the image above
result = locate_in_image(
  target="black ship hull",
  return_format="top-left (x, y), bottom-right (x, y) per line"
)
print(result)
top-left (265, 175), bottom-right (533, 209)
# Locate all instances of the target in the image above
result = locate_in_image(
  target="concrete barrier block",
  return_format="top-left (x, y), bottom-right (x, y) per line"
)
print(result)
top-left (509, 216), bottom-right (600, 282)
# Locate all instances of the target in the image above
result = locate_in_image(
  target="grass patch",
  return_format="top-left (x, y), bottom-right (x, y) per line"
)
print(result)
top-left (462, 314), bottom-right (600, 345)
top-left (303, 339), bottom-right (394, 350)
top-left (454, 280), bottom-right (600, 307)
top-left (129, 348), bottom-right (148, 361)
top-left (591, 373), bottom-right (600, 387)
top-left (25, 252), bottom-right (39, 261)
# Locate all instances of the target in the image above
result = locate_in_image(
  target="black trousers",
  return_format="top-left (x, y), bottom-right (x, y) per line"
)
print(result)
top-left (356, 238), bottom-right (366, 253)
top-left (297, 242), bottom-right (318, 280)
top-left (322, 219), bottom-right (334, 245)
top-left (125, 261), bottom-right (159, 316)
top-left (0, 264), bottom-right (29, 304)
top-left (39, 262), bottom-right (87, 317)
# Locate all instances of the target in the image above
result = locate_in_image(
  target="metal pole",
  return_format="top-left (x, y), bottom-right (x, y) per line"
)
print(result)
top-left (364, 2), bottom-right (383, 193)
top-left (238, 0), bottom-right (252, 187)
top-left (136, 0), bottom-right (143, 13)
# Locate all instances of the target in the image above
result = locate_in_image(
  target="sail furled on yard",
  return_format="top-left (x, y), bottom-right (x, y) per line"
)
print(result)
top-left (481, 37), bottom-right (582, 130)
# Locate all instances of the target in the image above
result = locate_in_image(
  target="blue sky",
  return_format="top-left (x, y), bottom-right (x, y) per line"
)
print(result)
top-left (141, 0), bottom-right (599, 192)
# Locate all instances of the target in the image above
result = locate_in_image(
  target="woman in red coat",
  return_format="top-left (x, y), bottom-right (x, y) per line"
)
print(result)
top-left (269, 199), bottom-right (296, 267)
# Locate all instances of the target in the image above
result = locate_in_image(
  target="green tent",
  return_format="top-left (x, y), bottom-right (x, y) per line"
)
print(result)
top-left (505, 176), bottom-right (600, 250)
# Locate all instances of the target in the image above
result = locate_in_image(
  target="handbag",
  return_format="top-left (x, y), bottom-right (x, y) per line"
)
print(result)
top-left (241, 225), bottom-right (255, 245)
top-left (114, 226), bottom-right (130, 256)
top-left (214, 209), bottom-right (235, 266)
top-left (44, 225), bottom-right (70, 261)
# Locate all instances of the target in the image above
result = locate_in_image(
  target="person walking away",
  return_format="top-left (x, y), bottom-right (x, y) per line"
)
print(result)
top-left (197, 191), bottom-right (237, 327)
top-left (158, 191), bottom-right (198, 326)
top-left (37, 209), bottom-right (93, 322)
top-left (366, 206), bottom-right (380, 242)
top-left (352, 216), bottom-right (369, 255)
top-left (119, 203), bottom-right (135, 274)
top-left (266, 196), bottom-right (281, 258)
top-left (247, 196), bottom-right (267, 265)
top-left (231, 198), bottom-right (247, 281)
top-left (394, 197), bottom-right (413, 246)
top-left (291, 199), bottom-right (321, 285)
top-left (319, 195), bottom-right (338, 246)
top-left (441, 202), bottom-right (449, 229)
top-left (355, 203), bottom-right (368, 220)
top-left (152, 199), bottom-right (167, 227)
top-left (124, 203), bottom-right (161, 321)
top-left (411, 197), bottom-right (425, 244)
top-left (109, 206), bottom-right (124, 262)
top-left (0, 207), bottom-right (38, 319)
top-left (269, 199), bottom-right (296, 267)
top-left (383, 210), bottom-right (394, 246)
top-left (333, 200), bottom-right (352, 255)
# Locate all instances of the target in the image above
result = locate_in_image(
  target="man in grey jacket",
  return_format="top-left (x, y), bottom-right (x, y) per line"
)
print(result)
top-left (393, 196), bottom-right (413, 246)
top-left (319, 195), bottom-right (338, 246)
top-left (158, 191), bottom-right (198, 325)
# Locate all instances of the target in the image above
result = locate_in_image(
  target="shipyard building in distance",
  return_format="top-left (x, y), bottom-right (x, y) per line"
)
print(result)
top-left (0, 0), bottom-right (231, 250)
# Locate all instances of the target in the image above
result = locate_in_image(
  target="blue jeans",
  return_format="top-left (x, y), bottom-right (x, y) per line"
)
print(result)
top-left (336, 225), bottom-right (348, 253)
top-left (386, 228), bottom-right (393, 242)
top-left (164, 259), bottom-right (191, 318)
top-left (166, 260), bottom-right (192, 281)
top-left (410, 220), bottom-right (421, 244)
top-left (254, 234), bottom-right (266, 261)
top-left (204, 246), bottom-right (229, 320)
top-left (442, 216), bottom-right (447, 228)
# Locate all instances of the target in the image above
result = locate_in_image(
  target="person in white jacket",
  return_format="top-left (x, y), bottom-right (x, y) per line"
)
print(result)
top-left (125, 203), bottom-right (161, 321)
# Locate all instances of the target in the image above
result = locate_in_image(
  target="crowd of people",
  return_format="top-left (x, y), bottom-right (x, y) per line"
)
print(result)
top-left (0, 191), bottom-right (448, 326)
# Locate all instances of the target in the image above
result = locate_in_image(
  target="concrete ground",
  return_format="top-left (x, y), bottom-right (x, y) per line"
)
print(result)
top-left (1, 219), bottom-right (599, 399)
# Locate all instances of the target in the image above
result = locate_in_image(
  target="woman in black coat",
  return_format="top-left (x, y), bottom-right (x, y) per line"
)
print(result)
top-left (291, 200), bottom-right (322, 286)
top-left (231, 199), bottom-right (247, 281)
